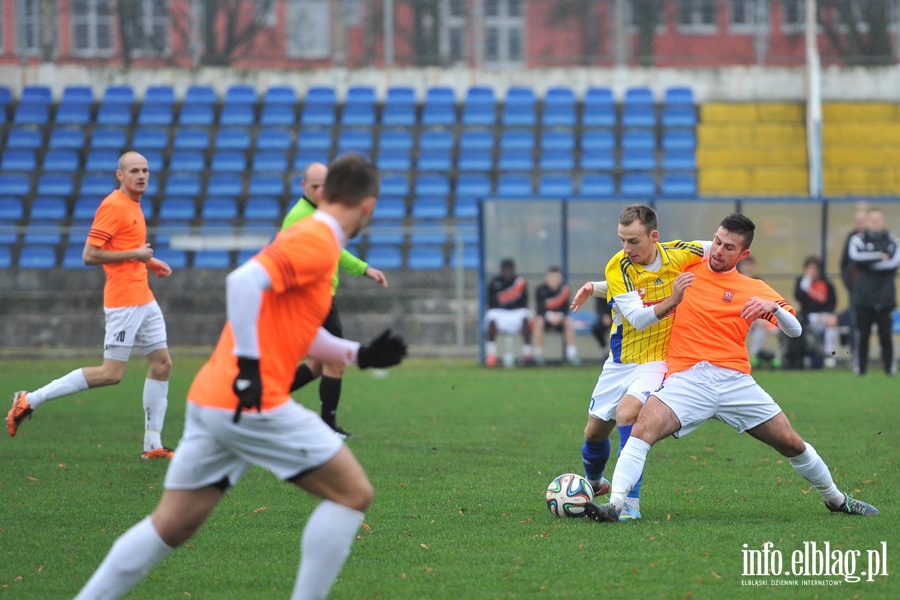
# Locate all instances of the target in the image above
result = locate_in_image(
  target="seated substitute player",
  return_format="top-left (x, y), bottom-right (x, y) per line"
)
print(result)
top-left (570, 204), bottom-right (710, 520)
top-left (532, 266), bottom-right (581, 366)
top-left (793, 255), bottom-right (840, 368)
top-left (483, 258), bottom-right (533, 368)
top-left (283, 161), bottom-right (389, 439)
top-left (585, 213), bottom-right (879, 523)
top-left (75, 153), bottom-right (408, 600)
top-left (8, 151), bottom-right (175, 459)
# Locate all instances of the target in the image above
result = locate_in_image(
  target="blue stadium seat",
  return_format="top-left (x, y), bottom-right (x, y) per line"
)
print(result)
top-left (144, 150), bottom-right (164, 172)
top-left (252, 150), bottom-right (288, 172)
top-left (48, 128), bottom-right (85, 150)
top-left (292, 152), bottom-right (329, 173)
top-left (371, 196), bottom-right (406, 221)
top-left (498, 150), bottom-right (534, 172)
top-left (153, 248), bottom-right (188, 270)
top-left (580, 174), bottom-right (615, 197)
top-left (66, 220), bottom-right (92, 245)
top-left (244, 198), bottom-right (281, 222)
top-left (101, 85), bottom-right (135, 105)
top-left (56, 89), bottom-right (93, 125)
top-left (502, 86), bottom-right (536, 127)
top-left (449, 244), bottom-right (479, 269)
top-left (661, 106), bottom-right (697, 128)
top-left (382, 86), bottom-right (416, 127)
top-left (417, 150), bottom-right (453, 172)
top-left (168, 150), bottom-right (206, 174)
top-left (379, 130), bottom-right (414, 152)
top-left (455, 174), bottom-right (492, 199)
top-left (18, 245), bottom-right (57, 269)
top-left (264, 86), bottom-right (297, 106)
top-left (219, 104), bottom-right (255, 126)
top-left (21, 85), bottom-right (52, 105)
top-left (538, 175), bottom-right (574, 198)
top-left (540, 130), bottom-right (575, 152)
top-left (412, 197), bottom-right (448, 220)
top-left (173, 128), bottom-right (210, 151)
top-left (367, 228), bottom-right (405, 246)
top-left (215, 128), bottom-right (251, 150)
top-left (421, 87), bottom-right (456, 126)
top-left (663, 86), bottom-right (695, 107)
top-left (459, 129), bottom-right (494, 152)
top-left (84, 150), bottom-right (120, 173)
top-left (542, 86), bottom-right (576, 127)
top-left (178, 104), bottom-right (215, 126)
top-left (661, 129), bottom-right (697, 151)
top-left (158, 197), bottom-right (196, 221)
top-left (462, 86), bottom-right (497, 126)
top-left (496, 174), bottom-right (533, 197)
top-left (256, 128), bottom-right (292, 150)
top-left (0, 196), bottom-right (24, 221)
top-left (193, 250), bottom-right (233, 269)
top-left (43, 149), bottom-right (79, 172)
top-left (248, 175), bottom-right (285, 197)
top-left (0, 86), bottom-right (10, 109)
top-left (62, 245), bottom-right (90, 269)
top-left (36, 174), bottom-right (74, 197)
top-left (132, 127), bottom-right (169, 151)
top-left (452, 197), bottom-right (479, 220)
top-left (211, 150), bottom-right (247, 173)
top-left (341, 85), bottom-right (376, 126)
top-left (80, 174), bottom-right (116, 196)
top-left (297, 128), bottom-right (332, 153)
top-left (365, 244), bottom-right (403, 270)
top-left (164, 175), bottom-right (202, 198)
top-left (207, 174), bottom-right (244, 197)
top-left (0, 225), bottom-right (17, 246)
top-left (624, 86), bottom-right (654, 107)
top-left (375, 150), bottom-right (412, 172)
top-left (662, 149), bottom-right (697, 171)
top-left (621, 105), bottom-right (656, 128)
top-left (0, 173), bottom-right (32, 196)
top-left (96, 103), bottom-right (132, 125)
top-left (13, 104), bottom-right (49, 125)
top-left (381, 175), bottom-right (410, 197)
top-left (457, 151), bottom-right (493, 173)
top-left (73, 196), bottom-right (102, 220)
top-left (582, 87), bottom-right (616, 128)
top-left (414, 175), bottom-right (450, 198)
top-left (30, 197), bottom-right (68, 220)
top-left (621, 149), bottom-right (657, 172)
top-left (137, 103), bottom-right (174, 126)
top-left (620, 173), bottom-right (657, 198)
top-left (260, 104), bottom-right (295, 126)
top-left (153, 221), bottom-right (192, 247)
top-left (539, 149), bottom-right (574, 171)
top-left (24, 220), bottom-right (64, 246)
top-left (184, 84), bottom-right (216, 107)
top-left (0, 245), bottom-right (12, 269)
top-left (1, 150), bottom-right (37, 172)
top-left (145, 85), bottom-right (176, 105)
top-left (419, 130), bottom-right (455, 152)
top-left (90, 127), bottom-right (127, 150)
top-left (301, 86), bottom-right (337, 126)
top-left (407, 245), bottom-right (446, 270)
top-left (201, 198), bottom-right (239, 220)
top-left (6, 128), bottom-right (43, 150)
top-left (224, 84), bottom-right (257, 106)
top-left (660, 173), bottom-right (697, 197)
top-left (499, 130), bottom-right (534, 151)
top-left (621, 129), bottom-right (656, 151)
top-left (337, 129), bottom-right (373, 155)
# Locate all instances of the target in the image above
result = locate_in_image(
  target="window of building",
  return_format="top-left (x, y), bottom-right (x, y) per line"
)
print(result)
top-left (71, 0), bottom-right (115, 56)
top-left (780, 0), bottom-right (806, 33)
top-left (287, 0), bottom-right (331, 59)
top-left (17, 0), bottom-right (57, 56)
top-left (482, 0), bottom-right (524, 65)
top-left (729, 0), bottom-right (769, 33)
top-left (676, 0), bottom-right (719, 33)
top-left (126, 0), bottom-right (169, 57)
top-left (440, 0), bottom-right (467, 65)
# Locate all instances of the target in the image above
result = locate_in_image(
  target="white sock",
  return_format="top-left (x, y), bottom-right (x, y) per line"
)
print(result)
top-left (788, 443), bottom-right (844, 507)
top-left (534, 347), bottom-right (544, 359)
top-left (292, 500), bottom-right (364, 600)
top-left (75, 517), bottom-right (173, 600)
top-left (143, 379), bottom-right (169, 452)
top-left (610, 437), bottom-right (651, 509)
top-left (823, 328), bottom-right (839, 357)
top-left (565, 345), bottom-right (578, 361)
top-left (521, 344), bottom-right (533, 357)
top-left (28, 369), bottom-right (89, 409)
top-left (486, 341), bottom-right (497, 356)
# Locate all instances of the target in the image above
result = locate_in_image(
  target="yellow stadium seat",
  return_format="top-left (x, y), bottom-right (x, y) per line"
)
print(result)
top-left (699, 168), bottom-right (751, 194)
top-left (823, 103), bottom-right (898, 122)
top-left (754, 103), bottom-right (804, 122)
top-left (750, 168), bottom-right (808, 194)
top-left (701, 103), bottom-right (757, 123)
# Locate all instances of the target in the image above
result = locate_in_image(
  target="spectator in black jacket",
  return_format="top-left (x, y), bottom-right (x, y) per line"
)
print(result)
top-left (533, 266), bottom-right (580, 366)
top-left (847, 208), bottom-right (900, 375)
top-left (483, 258), bottom-right (533, 368)
top-left (794, 256), bottom-right (840, 368)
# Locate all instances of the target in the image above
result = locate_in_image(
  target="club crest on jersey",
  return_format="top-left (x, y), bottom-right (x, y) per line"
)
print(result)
top-left (722, 289), bottom-right (736, 303)
top-left (637, 287), bottom-right (646, 299)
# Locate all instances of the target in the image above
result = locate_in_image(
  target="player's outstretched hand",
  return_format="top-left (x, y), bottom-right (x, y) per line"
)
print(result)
top-left (357, 329), bottom-right (408, 369)
top-left (570, 282), bottom-right (594, 313)
top-left (232, 357), bottom-right (263, 423)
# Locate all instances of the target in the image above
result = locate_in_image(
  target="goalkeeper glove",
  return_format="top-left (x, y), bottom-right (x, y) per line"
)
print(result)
top-left (232, 357), bottom-right (262, 423)
top-left (357, 329), bottom-right (408, 369)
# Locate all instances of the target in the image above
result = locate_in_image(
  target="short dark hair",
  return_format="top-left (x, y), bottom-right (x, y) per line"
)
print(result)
top-left (619, 204), bottom-right (658, 235)
top-left (321, 153), bottom-right (380, 206)
top-left (501, 258), bottom-right (515, 270)
top-left (803, 255), bottom-right (822, 269)
top-left (720, 213), bottom-right (755, 249)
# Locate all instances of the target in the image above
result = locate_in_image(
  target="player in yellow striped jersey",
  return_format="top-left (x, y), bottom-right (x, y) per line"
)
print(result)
top-left (570, 205), bottom-right (710, 520)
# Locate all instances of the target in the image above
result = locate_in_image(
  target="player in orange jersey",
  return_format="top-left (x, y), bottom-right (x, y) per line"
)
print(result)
top-left (7, 151), bottom-right (175, 459)
top-left (585, 213), bottom-right (879, 522)
top-left (75, 153), bottom-right (407, 600)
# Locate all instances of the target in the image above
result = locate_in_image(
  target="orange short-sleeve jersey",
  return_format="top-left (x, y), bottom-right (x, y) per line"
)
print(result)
top-left (187, 216), bottom-right (340, 412)
top-left (86, 190), bottom-right (154, 308)
top-left (667, 261), bottom-right (795, 376)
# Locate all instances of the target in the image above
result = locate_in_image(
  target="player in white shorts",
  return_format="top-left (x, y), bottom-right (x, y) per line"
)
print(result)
top-left (483, 258), bottom-right (533, 367)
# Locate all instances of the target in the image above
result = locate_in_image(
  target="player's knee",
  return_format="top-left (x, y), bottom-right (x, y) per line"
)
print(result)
top-left (323, 361), bottom-right (345, 378)
top-left (343, 479), bottom-right (374, 512)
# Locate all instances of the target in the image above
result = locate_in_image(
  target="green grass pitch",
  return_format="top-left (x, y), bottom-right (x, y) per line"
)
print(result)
top-left (1, 357), bottom-right (897, 599)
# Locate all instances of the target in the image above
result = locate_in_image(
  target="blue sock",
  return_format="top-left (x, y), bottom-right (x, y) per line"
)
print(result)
top-left (618, 425), bottom-right (643, 499)
top-left (582, 439), bottom-right (611, 482)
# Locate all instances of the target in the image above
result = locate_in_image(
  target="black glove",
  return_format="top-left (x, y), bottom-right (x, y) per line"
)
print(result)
top-left (232, 357), bottom-right (262, 423)
top-left (357, 329), bottom-right (407, 369)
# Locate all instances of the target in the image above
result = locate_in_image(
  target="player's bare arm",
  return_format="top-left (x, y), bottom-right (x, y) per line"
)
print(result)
top-left (569, 282), bottom-right (595, 313)
top-left (148, 258), bottom-right (173, 278)
top-left (653, 271), bottom-right (695, 319)
top-left (83, 242), bottom-right (154, 266)
top-left (365, 266), bottom-right (388, 288)
top-left (740, 296), bottom-right (779, 321)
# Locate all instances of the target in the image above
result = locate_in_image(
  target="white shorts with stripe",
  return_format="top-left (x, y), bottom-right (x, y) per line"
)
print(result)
top-left (483, 307), bottom-right (531, 334)
top-left (164, 401), bottom-right (344, 492)
top-left (652, 362), bottom-right (783, 439)
top-left (588, 358), bottom-right (668, 422)
top-left (102, 300), bottom-right (168, 361)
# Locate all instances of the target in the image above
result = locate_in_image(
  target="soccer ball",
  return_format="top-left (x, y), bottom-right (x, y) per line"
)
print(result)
top-left (545, 473), bottom-right (594, 518)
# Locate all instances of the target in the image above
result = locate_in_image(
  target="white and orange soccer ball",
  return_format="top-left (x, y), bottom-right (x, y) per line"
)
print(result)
top-left (545, 473), bottom-right (594, 518)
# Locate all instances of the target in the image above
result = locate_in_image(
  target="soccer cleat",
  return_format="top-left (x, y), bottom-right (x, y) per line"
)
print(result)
top-left (485, 354), bottom-right (498, 368)
top-left (618, 504), bottom-right (642, 521)
top-left (591, 477), bottom-right (611, 496)
top-left (330, 424), bottom-right (353, 440)
top-left (141, 447), bottom-right (174, 460)
top-left (7, 391), bottom-right (33, 437)
top-left (827, 495), bottom-right (880, 516)
top-left (583, 500), bottom-right (620, 523)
